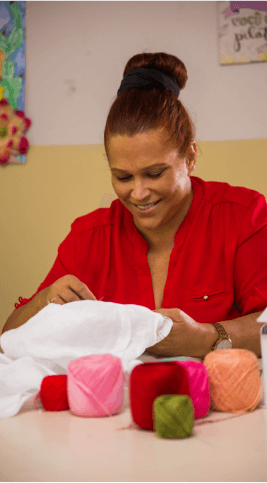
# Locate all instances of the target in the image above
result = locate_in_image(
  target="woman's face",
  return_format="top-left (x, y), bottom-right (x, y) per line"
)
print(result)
top-left (108, 129), bottom-right (196, 235)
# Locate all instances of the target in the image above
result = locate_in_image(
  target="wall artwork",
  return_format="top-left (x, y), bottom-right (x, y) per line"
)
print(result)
top-left (218, 1), bottom-right (267, 65)
top-left (0, 1), bottom-right (31, 166)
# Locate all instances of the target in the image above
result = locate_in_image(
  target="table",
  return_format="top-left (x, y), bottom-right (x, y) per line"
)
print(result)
top-left (0, 387), bottom-right (267, 482)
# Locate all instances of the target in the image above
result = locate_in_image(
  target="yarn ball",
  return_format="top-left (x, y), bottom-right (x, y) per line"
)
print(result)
top-left (153, 394), bottom-right (194, 439)
top-left (174, 361), bottom-right (210, 418)
top-left (130, 362), bottom-right (190, 430)
top-left (67, 354), bottom-right (124, 417)
top-left (158, 357), bottom-right (200, 362)
top-left (203, 349), bottom-right (263, 413)
top-left (39, 375), bottom-right (69, 411)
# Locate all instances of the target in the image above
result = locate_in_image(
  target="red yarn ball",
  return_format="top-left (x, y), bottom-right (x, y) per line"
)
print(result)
top-left (130, 362), bottom-right (191, 430)
top-left (40, 375), bottom-right (69, 411)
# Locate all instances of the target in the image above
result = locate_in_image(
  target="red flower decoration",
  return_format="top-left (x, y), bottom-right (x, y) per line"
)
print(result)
top-left (0, 98), bottom-right (32, 165)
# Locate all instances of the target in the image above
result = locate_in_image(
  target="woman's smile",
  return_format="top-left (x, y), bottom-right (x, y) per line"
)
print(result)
top-left (133, 199), bottom-right (162, 212)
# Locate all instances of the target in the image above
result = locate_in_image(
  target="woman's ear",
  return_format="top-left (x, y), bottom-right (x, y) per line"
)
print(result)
top-left (187, 142), bottom-right (197, 176)
top-left (189, 158), bottom-right (196, 176)
top-left (192, 141), bottom-right (197, 156)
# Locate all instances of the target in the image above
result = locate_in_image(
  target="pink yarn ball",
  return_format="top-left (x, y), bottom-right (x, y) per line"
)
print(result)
top-left (67, 354), bottom-right (124, 417)
top-left (174, 361), bottom-right (210, 418)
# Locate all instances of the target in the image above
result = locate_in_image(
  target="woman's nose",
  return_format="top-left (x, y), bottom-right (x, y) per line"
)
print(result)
top-left (131, 179), bottom-right (150, 200)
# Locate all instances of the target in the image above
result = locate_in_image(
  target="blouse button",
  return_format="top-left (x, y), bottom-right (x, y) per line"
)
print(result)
top-left (203, 295), bottom-right (209, 300)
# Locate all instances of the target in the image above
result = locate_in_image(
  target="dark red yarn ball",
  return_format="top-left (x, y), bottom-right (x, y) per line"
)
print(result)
top-left (130, 362), bottom-right (191, 430)
top-left (40, 375), bottom-right (69, 411)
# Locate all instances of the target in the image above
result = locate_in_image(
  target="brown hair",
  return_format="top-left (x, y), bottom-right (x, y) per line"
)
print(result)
top-left (104, 52), bottom-right (196, 162)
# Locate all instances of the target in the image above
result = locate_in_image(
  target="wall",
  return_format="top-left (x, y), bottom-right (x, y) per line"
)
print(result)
top-left (1, 1), bottom-right (266, 329)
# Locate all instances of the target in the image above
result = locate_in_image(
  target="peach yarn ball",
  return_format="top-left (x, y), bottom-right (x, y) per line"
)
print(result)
top-left (203, 349), bottom-right (263, 413)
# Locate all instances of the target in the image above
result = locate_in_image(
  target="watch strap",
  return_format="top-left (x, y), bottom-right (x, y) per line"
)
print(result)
top-left (211, 323), bottom-right (231, 350)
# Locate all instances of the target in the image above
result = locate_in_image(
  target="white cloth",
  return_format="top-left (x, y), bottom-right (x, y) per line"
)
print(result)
top-left (0, 300), bottom-right (172, 420)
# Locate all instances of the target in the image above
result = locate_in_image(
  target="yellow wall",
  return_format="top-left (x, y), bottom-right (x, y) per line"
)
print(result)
top-left (1, 138), bottom-right (266, 331)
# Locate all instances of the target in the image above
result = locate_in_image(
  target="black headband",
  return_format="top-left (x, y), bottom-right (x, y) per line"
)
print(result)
top-left (117, 67), bottom-right (179, 98)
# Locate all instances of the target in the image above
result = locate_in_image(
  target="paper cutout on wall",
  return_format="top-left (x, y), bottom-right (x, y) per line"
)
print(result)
top-left (0, 98), bottom-right (31, 166)
top-left (0, 1), bottom-right (27, 164)
top-left (219, 1), bottom-right (267, 64)
top-left (230, 0), bottom-right (267, 12)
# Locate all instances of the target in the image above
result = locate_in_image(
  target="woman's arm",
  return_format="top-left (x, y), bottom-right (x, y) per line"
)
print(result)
top-left (146, 308), bottom-right (265, 359)
top-left (2, 224), bottom-right (83, 333)
top-left (203, 311), bottom-right (265, 358)
top-left (3, 289), bottom-right (48, 333)
top-left (3, 275), bottom-right (97, 333)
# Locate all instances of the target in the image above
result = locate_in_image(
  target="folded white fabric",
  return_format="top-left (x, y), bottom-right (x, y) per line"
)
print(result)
top-left (0, 300), bottom-right (172, 420)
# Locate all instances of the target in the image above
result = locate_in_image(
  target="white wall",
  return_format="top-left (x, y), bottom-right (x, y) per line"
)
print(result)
top-left (26, 1), bottom-right (267, 146)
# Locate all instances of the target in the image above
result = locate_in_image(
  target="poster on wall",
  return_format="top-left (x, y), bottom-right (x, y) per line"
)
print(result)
top-left (0, 1), bottom-right (27, 165)
top-left (218, 1), bottom-right (267, 65)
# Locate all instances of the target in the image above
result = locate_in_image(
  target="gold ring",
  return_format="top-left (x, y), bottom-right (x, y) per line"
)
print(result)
top-left (48, 295), bottom-right (59, 304)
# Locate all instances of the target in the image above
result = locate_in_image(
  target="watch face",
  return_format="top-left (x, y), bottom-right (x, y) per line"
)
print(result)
top-left (216, 339), bottom-right (231, 350)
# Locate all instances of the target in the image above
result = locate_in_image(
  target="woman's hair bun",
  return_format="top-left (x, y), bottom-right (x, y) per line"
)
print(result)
top-left (123, 52), bottom-right (188, 91)
top-left (104, 51), bottom-right (195, 162)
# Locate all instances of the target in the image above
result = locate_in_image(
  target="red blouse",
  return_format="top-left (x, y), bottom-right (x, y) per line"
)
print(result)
top-left (8, 176), bottom-right (267, 326)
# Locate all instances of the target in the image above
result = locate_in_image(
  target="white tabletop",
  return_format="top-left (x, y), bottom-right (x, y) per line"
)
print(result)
top-left (0, 388), bottom-right (267, 482)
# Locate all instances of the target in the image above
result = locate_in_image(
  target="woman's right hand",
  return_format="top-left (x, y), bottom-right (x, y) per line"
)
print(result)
top-left (42, 274), bottom-right (97, 306)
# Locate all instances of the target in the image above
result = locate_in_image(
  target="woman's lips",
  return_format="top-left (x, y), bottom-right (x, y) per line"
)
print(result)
top-left (134, 199), bottom-right (161, 212)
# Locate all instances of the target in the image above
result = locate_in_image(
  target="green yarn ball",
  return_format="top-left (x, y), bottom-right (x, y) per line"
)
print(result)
top-left (153, 395), bottom-right (194, 439)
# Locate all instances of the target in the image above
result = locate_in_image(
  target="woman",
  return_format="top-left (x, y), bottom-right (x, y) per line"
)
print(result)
top-left (3, 52), bottom-right (267, 359)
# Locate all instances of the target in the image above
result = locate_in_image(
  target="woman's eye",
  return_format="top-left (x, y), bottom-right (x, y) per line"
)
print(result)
top-left (116, 172), bottom-right (163, 182)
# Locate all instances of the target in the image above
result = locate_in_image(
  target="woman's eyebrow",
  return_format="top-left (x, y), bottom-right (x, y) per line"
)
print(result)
top-left (110, 163), bottom-right (168, 173)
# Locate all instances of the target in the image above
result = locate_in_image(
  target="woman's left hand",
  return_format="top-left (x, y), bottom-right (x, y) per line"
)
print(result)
top-left (146, 308), bottom-right (214, 358)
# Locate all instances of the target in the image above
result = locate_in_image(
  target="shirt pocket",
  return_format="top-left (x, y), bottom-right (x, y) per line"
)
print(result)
top-left (187, 288), bottom-right (227, 302)
top-left (182, 288), bottom-right (229, 324)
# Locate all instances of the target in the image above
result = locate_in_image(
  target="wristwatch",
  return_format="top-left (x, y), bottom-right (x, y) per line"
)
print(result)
top-left (211, 323), bottom-right (232, 350)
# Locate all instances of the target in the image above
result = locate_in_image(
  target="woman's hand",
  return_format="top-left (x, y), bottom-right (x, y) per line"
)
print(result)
top-left (146, 308), bottom-right (214, 358)
top-left (42, 274), bottom-right (97, 306)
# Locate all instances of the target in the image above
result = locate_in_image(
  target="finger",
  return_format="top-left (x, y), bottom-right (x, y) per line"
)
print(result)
top-left (52, 296), bottom-right (65, 305)
top-left (66, 276), bottom-right (97, 301)
top-left (47, 294), bottom-right (65, 305)
top-left (59, 287), bottom-right (82, 303)
top-left (69, 286), bottom-right (96, 301)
